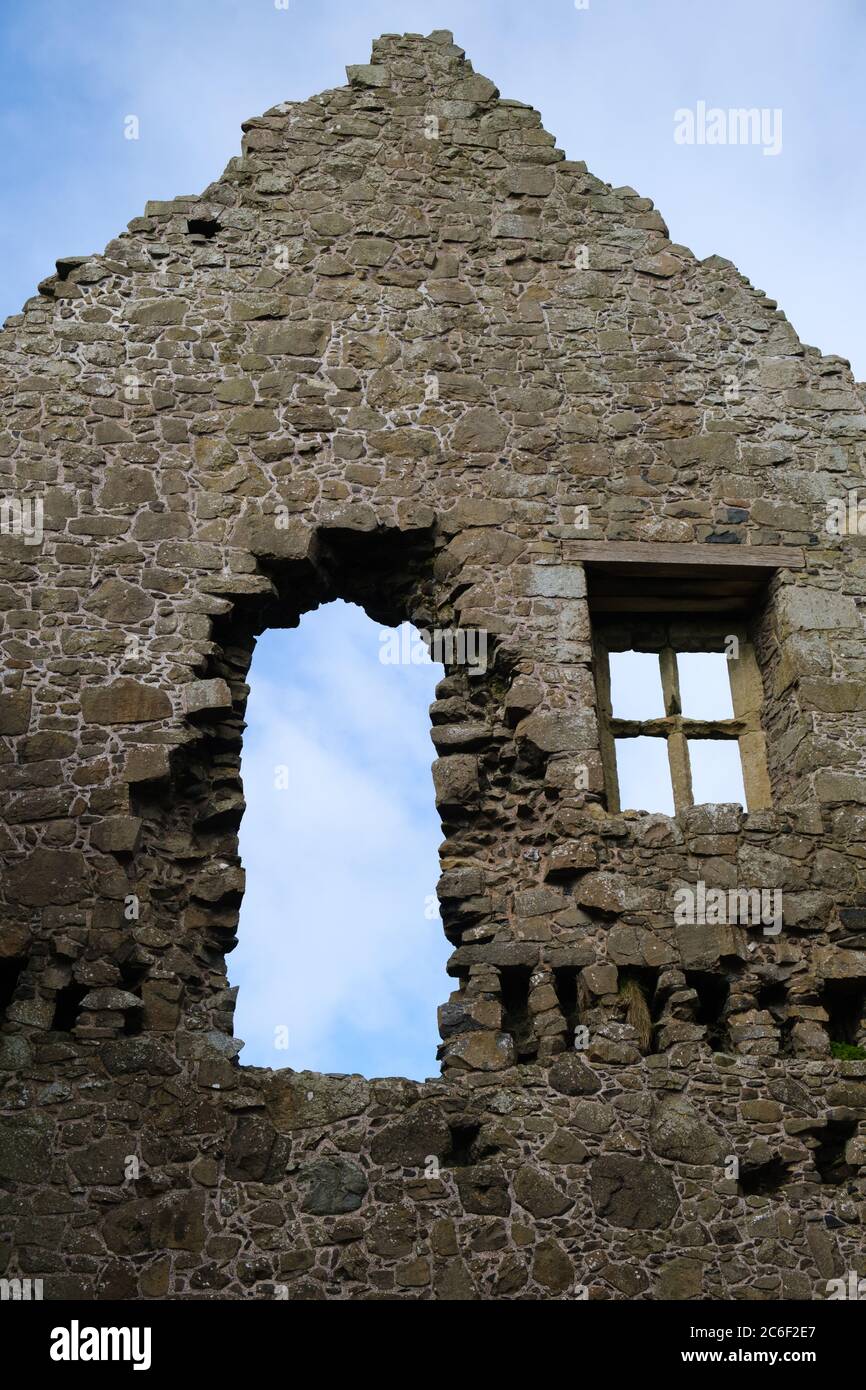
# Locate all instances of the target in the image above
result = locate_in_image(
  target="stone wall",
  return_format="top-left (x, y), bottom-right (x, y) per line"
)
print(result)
top-left (1, 29), bottom-right (865, 1299)
top-left (2, 1049), bottom-right (864, 1300)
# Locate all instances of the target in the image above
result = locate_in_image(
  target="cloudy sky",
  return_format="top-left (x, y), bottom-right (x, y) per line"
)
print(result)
top-left (2, 0), bottom-right (862, 1078)
top-left (235, 607), bottom-right (447, 1080)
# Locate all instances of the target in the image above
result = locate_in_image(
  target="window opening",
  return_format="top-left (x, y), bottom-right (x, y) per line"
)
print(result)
top-left (230, 601), bottom-right (447, 1081)
top-left (595, 626), bottom-right (770, 815)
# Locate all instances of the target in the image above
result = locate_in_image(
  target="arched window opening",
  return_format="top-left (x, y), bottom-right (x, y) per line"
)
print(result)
top-left (230, 600), bottom-right (448, 1081)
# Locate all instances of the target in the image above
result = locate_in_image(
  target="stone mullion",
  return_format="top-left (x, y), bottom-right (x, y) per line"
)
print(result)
top-left (666, 725), bottom-right (694, 816)
top-left (593, 636), bottom-right (620, 814)
top-left (659, 647), bottom-right (693, 814)
top-left (727, 635), bottom-right (773, 812)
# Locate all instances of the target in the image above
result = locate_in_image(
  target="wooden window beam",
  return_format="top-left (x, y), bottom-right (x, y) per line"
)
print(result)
top-left (572, 541), bottom-right (805, 569)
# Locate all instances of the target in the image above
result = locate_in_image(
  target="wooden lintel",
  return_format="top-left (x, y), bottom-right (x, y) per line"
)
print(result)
top-left (572, 541), bottom-right (805, 570)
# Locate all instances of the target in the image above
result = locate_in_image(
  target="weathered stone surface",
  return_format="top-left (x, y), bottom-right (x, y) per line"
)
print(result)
top-left (81, 680), bottom-right (172, 724)
top-left (657, 1258), bottom-right (704, 1300)
top-left (120, 746), bottom-right (172, 786)
top-left (526, 566), bottom-right (587, 599)
top-left (455, 1165), bottom-right (511, 1217)
top-left (590, 1155), bottom-right (679, 1229)
top-left (0, 1114), bottom-right (51, 1181)
top-left (513, 1166), bottom-right (572, 1217)
top-left (100, 464), bottom-right (158, 508)
top-left (517, 712), bottom-right (595, 756)
top-left (650, 1097), bottom-right (726, 1166)
top-left (432, 755), bottom-right (479, 807)
top-left (1, 26), bottom-right (865, 1306)
top-left (100, 1038), bottom-right (179, 1076)
top-left (574, 871), bottom-right (633, 914)
top-left (532, 1238), bottom-right (574, 1293)
top-left (297, 1158), bottom-right (368, 1214)
top-left (346, 63), bottom-right (389, 87)
top-left (445, 1032), bottom-right (516, 1071)
top-left (0, 690), bottom-right (32, 735)
top-left (6, 849), bottom-right (89, 906)
top-left (69, 1137), bottom-right (132, 1185)
top-left (370, 1106), bottom-right (451, 1166)
top-left (0, 1036), bottom-right (32, 1070)
top-left (778, 587), bottom-right (860, 632)
top-left (265, 1071), bottom-right (370, 1132)
top-left (572, 1100), bottom-right (615, 1135)
top-left (90, 816), bottom-right (143, 854)
top-left (452, 409), bottom-right (508, 453)
top-left (369, 1204), bottom-right (416, 1257)
top-left (815, 947), bottom-right (866, 980)
top-left (83, 578), bottom-right (155, 623)
top-left (128, 298), bottom-right (187, 326)
top-left (549, 1054), bottom-right (602, 1096)
top-left (103, 1192), bottom-right (205, 1255)
top-left (226, 1116), bottom-right (290, 1183)
top-left (538, 1130), bottom-right (589, 1165)
top-left (181, 678), bottom-right (233, 716)
top-left (79, 989), bottom-right (143, 1013)
top-left (433, 1258), bottom-right (478, 1300)
top-left (102, 1199), bottom-right (154, 1256)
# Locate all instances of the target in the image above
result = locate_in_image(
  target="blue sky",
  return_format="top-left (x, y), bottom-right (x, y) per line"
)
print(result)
top-left (2, 0), bottom-right (864, 375)
top-left (233, 606), bottom-right (447, 1080)
top-left (2, 1), bottom-right (863, 1078)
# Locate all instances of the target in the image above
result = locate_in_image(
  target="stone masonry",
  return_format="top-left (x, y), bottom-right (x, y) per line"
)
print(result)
top-left (1, 30), bottom-right (865, 1300)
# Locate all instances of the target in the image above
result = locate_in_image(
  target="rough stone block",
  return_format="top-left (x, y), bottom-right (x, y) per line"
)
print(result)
top-left (181, 678), bottom-right (233, 716)
top-left (345, 63), bottom-right (389, 87)
top-left (0, 690), bottom-right (32, 735)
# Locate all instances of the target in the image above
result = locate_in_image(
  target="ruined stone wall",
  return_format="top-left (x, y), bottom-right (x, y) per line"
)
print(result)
top-left (1, 30), bottom-right (865, 1300)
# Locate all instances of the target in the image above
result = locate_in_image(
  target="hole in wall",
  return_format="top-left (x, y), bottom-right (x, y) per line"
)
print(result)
top-left (118, 959), bottom-right (148, 1036)
top-left (0, 957), bottom-right (26, 1024)
top-left (824, 980), bottom-right (866, 1047)
top-left (756, 977), bottom-right (794, 1053)
top-left (187, 217), bottom-right (221, 239)
top-left (553, 967), bottom-right (580, 1050)
top-left (230, 600), bottom-right (448, 1081)
top-left (444, 1123), bottom-right (481, 1168)
top-left (758, 980), bottom-right (787, 1012)
top-left (618, 968), bottom-right (658, 1052)
top-left (687, 969), bottom-right (731, 1051)
top-left (813, 1119), bottom-right (859, 1186)
top-left (739, 1155), bottom-right (794, 1197)
top-left (499, 965), bottom-right (534, 1061)
top-left (51, 983), bottom-right (89, 1033)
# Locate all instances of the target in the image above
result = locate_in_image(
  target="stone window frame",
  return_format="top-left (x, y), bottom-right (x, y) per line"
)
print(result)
top-left (593, 623), bottom-right (772, 816)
